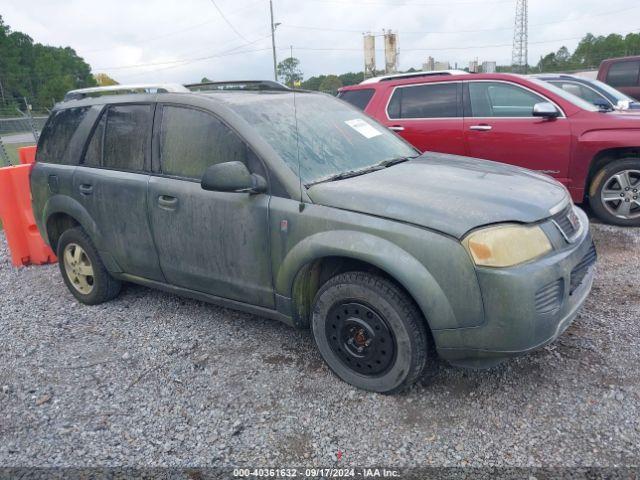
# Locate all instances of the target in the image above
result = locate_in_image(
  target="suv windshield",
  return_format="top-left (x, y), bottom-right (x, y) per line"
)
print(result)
top-left (222, 92), bottom-right (418, 184)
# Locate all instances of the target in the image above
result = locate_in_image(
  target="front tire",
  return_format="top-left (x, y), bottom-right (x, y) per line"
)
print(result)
top-left (311, 272), bottom-right (428, 393)
top-left (57, 227), bottom-right (122, 305)
top-left (589, 158), bottom-right (640, 226)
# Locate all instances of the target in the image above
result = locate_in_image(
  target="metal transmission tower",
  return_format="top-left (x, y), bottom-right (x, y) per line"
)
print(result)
top-left (511, 0), bottom-right (528, 73)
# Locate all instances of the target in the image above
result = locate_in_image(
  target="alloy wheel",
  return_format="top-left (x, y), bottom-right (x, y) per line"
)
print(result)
top-left (63, 243), bottom-right (95, 295)
top-left (600, 169), bottom-right (640, 219)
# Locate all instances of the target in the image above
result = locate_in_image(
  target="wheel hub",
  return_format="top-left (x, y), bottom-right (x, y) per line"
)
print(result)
top-left (326, 302), bottom-right (396, 376)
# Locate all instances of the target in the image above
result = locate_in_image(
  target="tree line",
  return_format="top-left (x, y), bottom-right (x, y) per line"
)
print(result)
top-left (0, 15), bottom-right (95, 113)
top-left (293, 32), bottom-right (640, 93)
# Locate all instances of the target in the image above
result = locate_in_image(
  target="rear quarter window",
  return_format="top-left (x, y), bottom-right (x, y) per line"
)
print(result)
top-left (37, 107), bottom-right (91, 164)
top-left (338, 89), bottom-right (375, 110)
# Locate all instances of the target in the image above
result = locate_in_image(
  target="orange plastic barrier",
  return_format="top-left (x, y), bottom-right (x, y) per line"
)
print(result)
top-left (0, 163), bottom-right (57, 267)
top-left (18, 145), bottom-right (37, 165)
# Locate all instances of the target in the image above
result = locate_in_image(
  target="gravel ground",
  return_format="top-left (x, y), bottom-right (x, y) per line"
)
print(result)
top-left (0, 223), bottom-right (639, 469)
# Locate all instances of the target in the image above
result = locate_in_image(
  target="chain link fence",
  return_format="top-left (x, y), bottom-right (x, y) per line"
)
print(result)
top-left (0, 97), bottom-right (50, 167)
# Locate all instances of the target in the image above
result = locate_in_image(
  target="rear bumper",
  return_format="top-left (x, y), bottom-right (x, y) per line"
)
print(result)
top-left (434, 208), bottom-right (596, 368)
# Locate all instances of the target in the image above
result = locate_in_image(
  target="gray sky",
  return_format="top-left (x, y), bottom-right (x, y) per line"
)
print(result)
top-left (3, 0), bottom-right (639, 83)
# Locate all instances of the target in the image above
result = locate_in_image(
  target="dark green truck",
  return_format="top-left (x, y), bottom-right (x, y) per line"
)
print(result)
top-left (30, 82), bottom-right (596, 393)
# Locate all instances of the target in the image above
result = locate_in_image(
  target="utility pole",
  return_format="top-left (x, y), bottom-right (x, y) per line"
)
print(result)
top-left (270, 0), bottom-right (278, 81)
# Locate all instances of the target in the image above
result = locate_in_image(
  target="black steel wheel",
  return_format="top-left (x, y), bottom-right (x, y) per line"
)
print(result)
top-left (312, 271), bottom-right (428, 393)
top-left (325, 302), bottom-right (396, 376)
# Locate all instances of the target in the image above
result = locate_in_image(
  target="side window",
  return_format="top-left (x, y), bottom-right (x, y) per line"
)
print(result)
top-left (468, 82), bottom-right (545, 117)
top-left (338, 89), bottom-right (375, 110)
top-left (102, 104), bottom-right (152, 171)
top-left (550, 81), bottom-right (606, 106)
top-left (83, 111), bottom-right (106, 167)
top-left (37, 107), bottom-right (91, 165)
top-left (387, 83), bottom-right (458, 119)
top-left (159, 105), bottom-right (247, 179)
top-left (607, 61), bottom-right (640, 87)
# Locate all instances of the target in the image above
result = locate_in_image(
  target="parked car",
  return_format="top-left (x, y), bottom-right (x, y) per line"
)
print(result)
top-left (598, 56), bottom-right (640, 101)
top-left (533, 73), bottom-right (640, 111)
top-left (31, 82), bottom-right (596, 393)
top-left (338, 72), bottom-right (640, 226)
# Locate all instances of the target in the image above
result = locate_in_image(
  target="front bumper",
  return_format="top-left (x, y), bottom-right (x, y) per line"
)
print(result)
top-left (434, 207), bottom-right (596, 368)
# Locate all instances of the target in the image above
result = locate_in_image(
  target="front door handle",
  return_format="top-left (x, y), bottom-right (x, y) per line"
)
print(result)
top-left (158, 195), bottom-right (178, 210)
top-left (79, 184), bottom-right (93, 195)
top-left (469, 125), bottom-right (492, 131)
top-left (388, 125), bottom-right (405, 132)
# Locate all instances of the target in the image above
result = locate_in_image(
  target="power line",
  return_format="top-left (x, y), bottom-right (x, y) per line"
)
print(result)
top-left (81, 0), bottom-right (264, 54)
top-left (95, 33), bottom-right (272, 70)
top-left (292, 0), bottom-right (513, 6)
top-left (279, 5), bottom-right (640, 35)
top-left (208, 0), bottom-right (251, 43)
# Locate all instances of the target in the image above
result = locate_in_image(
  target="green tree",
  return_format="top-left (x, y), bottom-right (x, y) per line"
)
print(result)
top-left (0, 15), bottom-right (95, 111)
top-left (319, 74), bottom-right (342, 94)
top-left (277, 57), bottom-right (303, 87)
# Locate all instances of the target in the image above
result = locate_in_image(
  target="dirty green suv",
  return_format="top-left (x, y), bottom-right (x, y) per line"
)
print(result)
top-left (31, 82), bottom-right (596, 393)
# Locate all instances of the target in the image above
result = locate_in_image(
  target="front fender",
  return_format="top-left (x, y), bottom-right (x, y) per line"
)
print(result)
top-left (275, 230), bottom-right (458, 331)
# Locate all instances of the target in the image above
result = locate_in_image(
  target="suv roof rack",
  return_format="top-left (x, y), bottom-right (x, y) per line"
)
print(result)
top-left (64, 83), bottom-right (190, 101)
top-left (186, 80), bottom-right (291, 92)
top-left (360, 70), bottom-right (469, 84)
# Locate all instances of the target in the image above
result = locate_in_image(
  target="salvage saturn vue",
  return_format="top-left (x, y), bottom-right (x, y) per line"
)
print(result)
top-left (30, 81), bottom-right (597, 393)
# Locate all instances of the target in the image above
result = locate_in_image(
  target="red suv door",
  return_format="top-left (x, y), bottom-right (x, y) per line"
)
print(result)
top-left (463, 80), bottom-right (572, 182)
top-left (378, 81), bottom-right (466, 155)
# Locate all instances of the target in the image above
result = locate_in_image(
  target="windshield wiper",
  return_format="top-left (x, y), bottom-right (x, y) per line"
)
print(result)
top-left (305, 165), bottom-right (385, 187)
top-left (376, 155), bottom-right (418, 168)
top-left (306, 155), bottom-right (419, 187)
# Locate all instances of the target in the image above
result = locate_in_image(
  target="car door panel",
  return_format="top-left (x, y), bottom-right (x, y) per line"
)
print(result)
top-left (463, 81), bottom-right (572, 181)
top-left (147, 178), bottom-right (273, 307)
top-left (72, 103), bottom-right (164, 281)
top-left (146, 104), bottom-right (274, 308)
top-left (378, 82), bottom-right (466, 155)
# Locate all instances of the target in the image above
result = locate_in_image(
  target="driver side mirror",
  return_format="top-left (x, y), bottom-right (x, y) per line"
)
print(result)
top-left (532, 102), bottom-right (560, 119)
top-left (201, 161), bottom-right (267, 194)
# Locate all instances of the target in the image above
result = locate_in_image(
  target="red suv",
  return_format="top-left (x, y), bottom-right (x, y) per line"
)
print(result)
top-left (338, 72), bottom-right (640, 226)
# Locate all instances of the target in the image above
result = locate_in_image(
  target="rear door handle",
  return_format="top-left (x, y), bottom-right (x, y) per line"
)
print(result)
top-left (469, 125), bottom-right (492, 131)
top-left (158, 195), bottom-right (178, 210)
top-left (79, 184), bottom-right (93, 195)
top-left (388, 125), bottom-right (405, 132)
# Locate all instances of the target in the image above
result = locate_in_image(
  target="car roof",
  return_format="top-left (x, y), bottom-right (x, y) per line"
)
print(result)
top-left (339, 72), bottom-right (528, 91)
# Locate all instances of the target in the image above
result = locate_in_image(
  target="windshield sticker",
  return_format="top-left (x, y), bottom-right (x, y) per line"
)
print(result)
top-left (344, 119), bottom-right (383, 139)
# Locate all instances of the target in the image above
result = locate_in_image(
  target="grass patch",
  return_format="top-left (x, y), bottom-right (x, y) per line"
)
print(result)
top-left (2, 142), bottom-right (36, 166)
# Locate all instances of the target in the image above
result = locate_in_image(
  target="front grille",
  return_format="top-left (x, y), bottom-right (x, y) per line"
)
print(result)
top-left (535, 279), bottom-right (563, 314)
top-left (569, 243), bottom-right (597, 295)
top-left (552, 205), bottom-right (580, 241)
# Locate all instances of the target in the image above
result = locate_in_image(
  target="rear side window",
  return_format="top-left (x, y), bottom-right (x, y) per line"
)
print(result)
top-left (387, 83), bottom-right (458, 119)
top-left (338, 89), bottom-right (375, 110)
top-left (159, 105), bottom-right (247, 179)
top-left (102, 105), bottom-right (152, 171)
top-left (607, 61), bottom-right (640, 87)
top-left (37, 107), bottom-right (90, 164)
top-left (83, 112), bottom-right (106, 167)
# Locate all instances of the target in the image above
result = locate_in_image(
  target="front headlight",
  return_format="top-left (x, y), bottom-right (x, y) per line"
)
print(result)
top-left (462, 224), bottom-right (552, 268)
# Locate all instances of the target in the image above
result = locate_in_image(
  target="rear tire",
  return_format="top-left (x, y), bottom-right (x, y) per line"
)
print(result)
top-left (311, 271), bottom-right (428, 393)
top-left (589, 158), bottom-right (640, 226)
top-left (57, 227), bottom-right (122, 305)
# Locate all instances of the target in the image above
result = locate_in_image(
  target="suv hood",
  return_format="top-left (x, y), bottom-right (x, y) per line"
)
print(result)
top-left (307, 152), bottom-right (569, 239)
